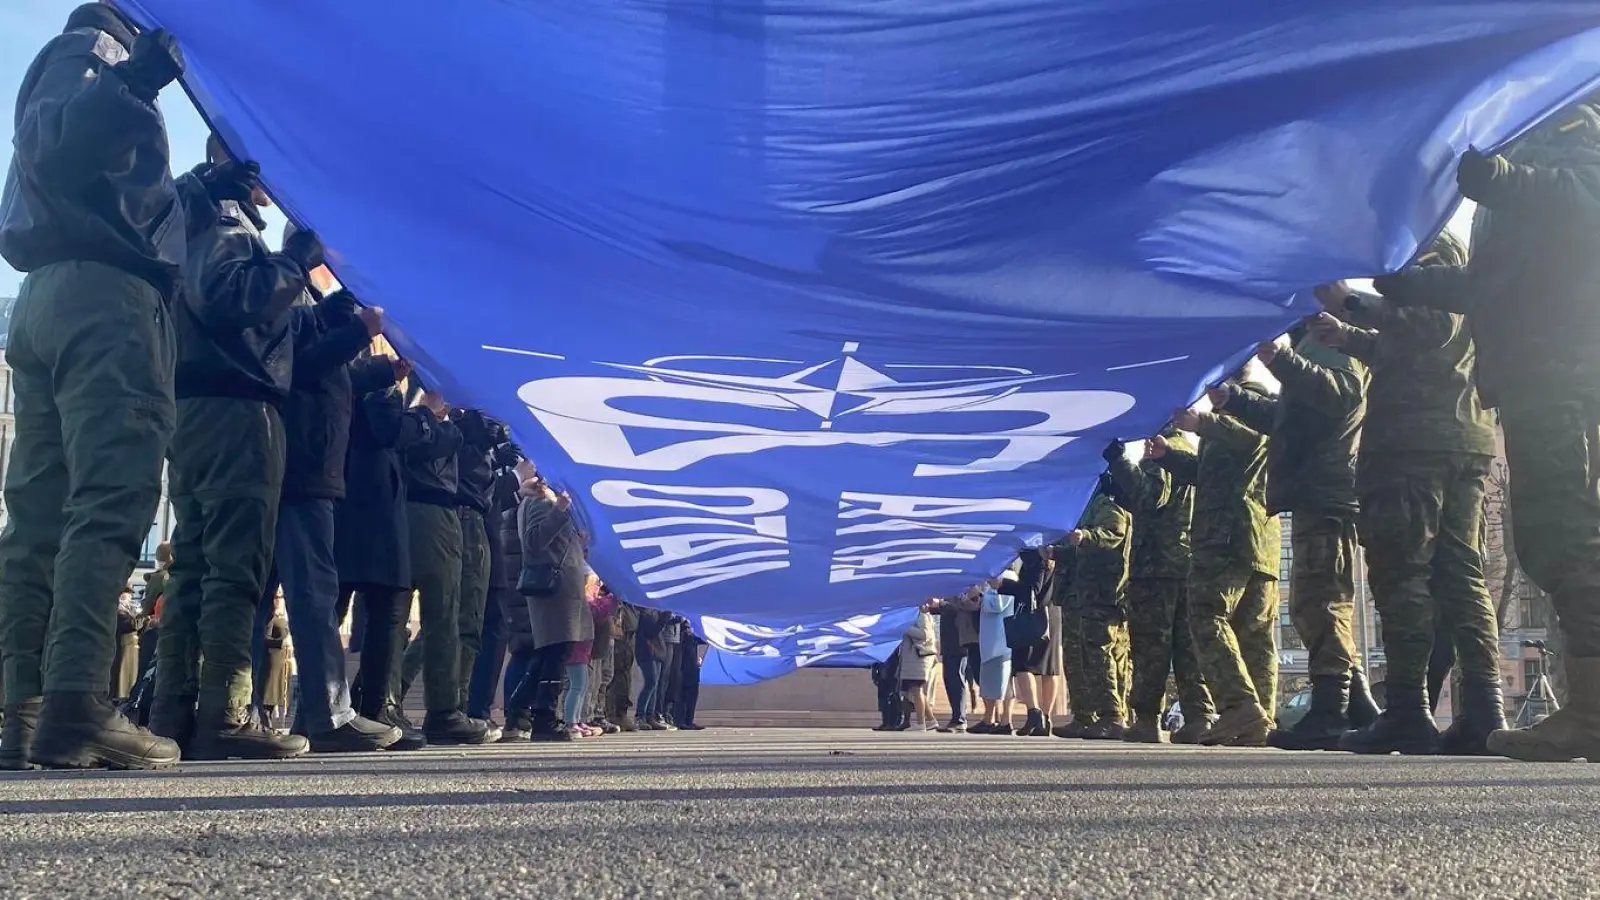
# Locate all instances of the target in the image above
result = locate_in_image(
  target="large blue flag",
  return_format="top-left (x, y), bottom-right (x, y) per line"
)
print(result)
top-left (123, 1), bottom-right (1600, 682)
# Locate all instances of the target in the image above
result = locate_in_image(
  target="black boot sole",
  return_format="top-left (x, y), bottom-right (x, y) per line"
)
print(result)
top-left (31, 738), bottom-right (179, 770)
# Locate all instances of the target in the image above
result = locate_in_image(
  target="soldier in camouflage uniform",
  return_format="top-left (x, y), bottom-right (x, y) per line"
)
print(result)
top-left (1047, 541), bottom-right (1093, 738)
top-left (1310, 232), bottom-right (1504, 755)
top-left (1106, 431), bottom-right (1214, 744)
top-left (1217, 329), bottom-right (1370, 751)
top-left (1372, 99), bottom-right (1600, 762)
top-left (1065, 474), bottom-right (1133, 740)
top-left (1152, 384), bottom-right (1280, 747)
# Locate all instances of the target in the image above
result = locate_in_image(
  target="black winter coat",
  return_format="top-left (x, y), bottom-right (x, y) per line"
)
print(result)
top-left (501, 503), bottom-right (535, 653)
top-left (173, 186), bottom-right (301, 405)
top-left (404, 416), bottom-right (463, 508)
top-left (0, 21), bottom-right (186, 297)
top-left (335, 383), bottom-right (436, 589)
top-left (486, 468), bottom-right (520, 591)
top-left (281, 291), bottom-right (375, 501)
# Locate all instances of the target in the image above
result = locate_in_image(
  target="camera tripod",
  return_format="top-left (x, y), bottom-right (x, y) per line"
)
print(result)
top-left (1515, 640), bottom-right (1561, 729)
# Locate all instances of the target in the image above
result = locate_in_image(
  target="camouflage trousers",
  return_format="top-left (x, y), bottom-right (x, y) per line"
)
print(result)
top-left (1358, 452), bottom-right (1498, 692)
top-left (1072, 607), bottom-right (1129, 722)
top-left (1187, 562), bottom-right (1278, 717)
top-left (1126, 577), bottom-right (1213, 721)
top-left (1288, 513), bottom-right (1360, 678)
top-left (1061, 608), bottom-right (1090, 721)
top-left (1500, 399), bottom-right (1600, 659)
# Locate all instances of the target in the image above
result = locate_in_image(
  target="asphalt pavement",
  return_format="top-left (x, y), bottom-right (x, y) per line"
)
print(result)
top-left (2, 727), bottom-right (1597, 899)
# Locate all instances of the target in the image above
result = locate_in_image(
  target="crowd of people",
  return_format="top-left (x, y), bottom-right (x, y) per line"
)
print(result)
top-left (867, 98), bottom-right (1600, 760)
top-left (2, 5), bottom-right (1600, 771)
top-left (0, 5), bottom-right (707, 771)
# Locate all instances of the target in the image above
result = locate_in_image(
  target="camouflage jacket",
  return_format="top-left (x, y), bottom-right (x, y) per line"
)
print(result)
top-left (1159, 411), bottom-right (1279, 577)
top-left (1068, 489), bottom-right (1130, 610)
top-left (1340, 296), bottom-right (1496, 459)
top-left (1379, 103), bottom-right (1600, 409)
top-left (1108, 440), bottom-right (1193, 581)
top-left (1224, 343), bottom-right (1366, 517)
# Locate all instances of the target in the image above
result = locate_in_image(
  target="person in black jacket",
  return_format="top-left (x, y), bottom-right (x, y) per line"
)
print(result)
top-left (447, 410), bottom-right (520, 724)
top-left (148, 139), bottom-right (321, 763)
top-left (468, 458), bottom-right (523, 723)
top-left (271, 241), bottom-right (399, 754)
top-left (337, 363), bottom-right (443, 750)
top-left (396, 390), bottom-right (490, 745)
top-left (0, 4), bottom-right (188, 772)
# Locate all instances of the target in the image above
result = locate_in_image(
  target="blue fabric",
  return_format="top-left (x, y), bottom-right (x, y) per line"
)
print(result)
top-left (125, 0), bottom-right (1600, 681)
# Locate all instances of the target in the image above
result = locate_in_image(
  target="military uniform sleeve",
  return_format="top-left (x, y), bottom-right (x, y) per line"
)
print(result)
top-left (1223, 390), bottom-right (1277, 434)
top-left (1078, 497), bottom-right (1130, 551)
top-left (12, 37), bottom-right (164, 192)
top-left (1345, 287), bottom-right (1460, 352)
top-left (1110, 455), bottom-right (1170, 513)
top-left (1339, 325), bottom-right (1381, 363)
top-left (1156, 443), bottom-right (1200, 486)
top-left (1193, 410), bottom-right (1265, 450)
top-left (1267, 349), bottom-right (1366, 418)
top-left (1377, 263), bottom-right (1474, 313)
top-left (1466, 156), bottom-right (1600, 223)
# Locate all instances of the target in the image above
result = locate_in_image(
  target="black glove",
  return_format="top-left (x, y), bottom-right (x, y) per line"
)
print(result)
top-left (115, 28), bottom-right (184, 102)
top-left (1101, 438), bottom-right (1125, 464)
top-left (283, 228), bottom-right (326, 274)
top-left (196, 159), bottom-right (261, 205)
top-left (1455, 147), bottom-right (1504, 203)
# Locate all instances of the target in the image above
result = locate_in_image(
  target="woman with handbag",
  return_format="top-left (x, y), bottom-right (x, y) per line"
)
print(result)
top-left (898, 605), bottom-right (939, 731)
top-left (505, 476), bottom-right (592, 741)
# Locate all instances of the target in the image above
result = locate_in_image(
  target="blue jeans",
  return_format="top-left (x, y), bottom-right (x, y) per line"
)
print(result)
top-left (636, 652), bottom-right (664, 719)
top-left (467, 587), bottom-right (508, 719)
top-left (941, 648), bottom-right (970, 724)
top-left (275, 499), bottom-right (356, 735)
top-left (563, 662), bottom-right (589, 725)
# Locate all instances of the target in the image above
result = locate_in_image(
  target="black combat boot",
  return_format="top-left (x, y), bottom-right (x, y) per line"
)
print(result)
top-left (1269, 674), bottom-right (1350, 751)
top-left (1123, 713), bottom-right (1165, 744)
top-left (1349, 668), bottom-right (1381, 728)
top-left (1436, 677), bottom-right (1507, 756)
top-left (1052, 715), bottom-right (1092, 739)
top-left (189, 706), bottom-right (310, 760)
top-left (528, 710), bottom-right (574, 743)
top-left (1339, 686), bottom-right (1437, 755)
top-left (423, 709), bottom-right (493, 745)
top-left (30, 691), bottom-right (181, 770)
top-left (1170, 715), bottom-right (1213, 745)
top-left (1083, 717), bottom-right (1127, 741)
top-left (147, 694), bottom-right (196, 750)
top-left (378, 704), bottom-right (428, 751)
top-left (0, 697), bottom-right (43, 770)
top-left (309, 715), bottom-right (403, 754)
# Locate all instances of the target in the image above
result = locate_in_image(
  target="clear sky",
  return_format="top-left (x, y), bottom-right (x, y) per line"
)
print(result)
top-left (0, 0), bottom-right (286, 298)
